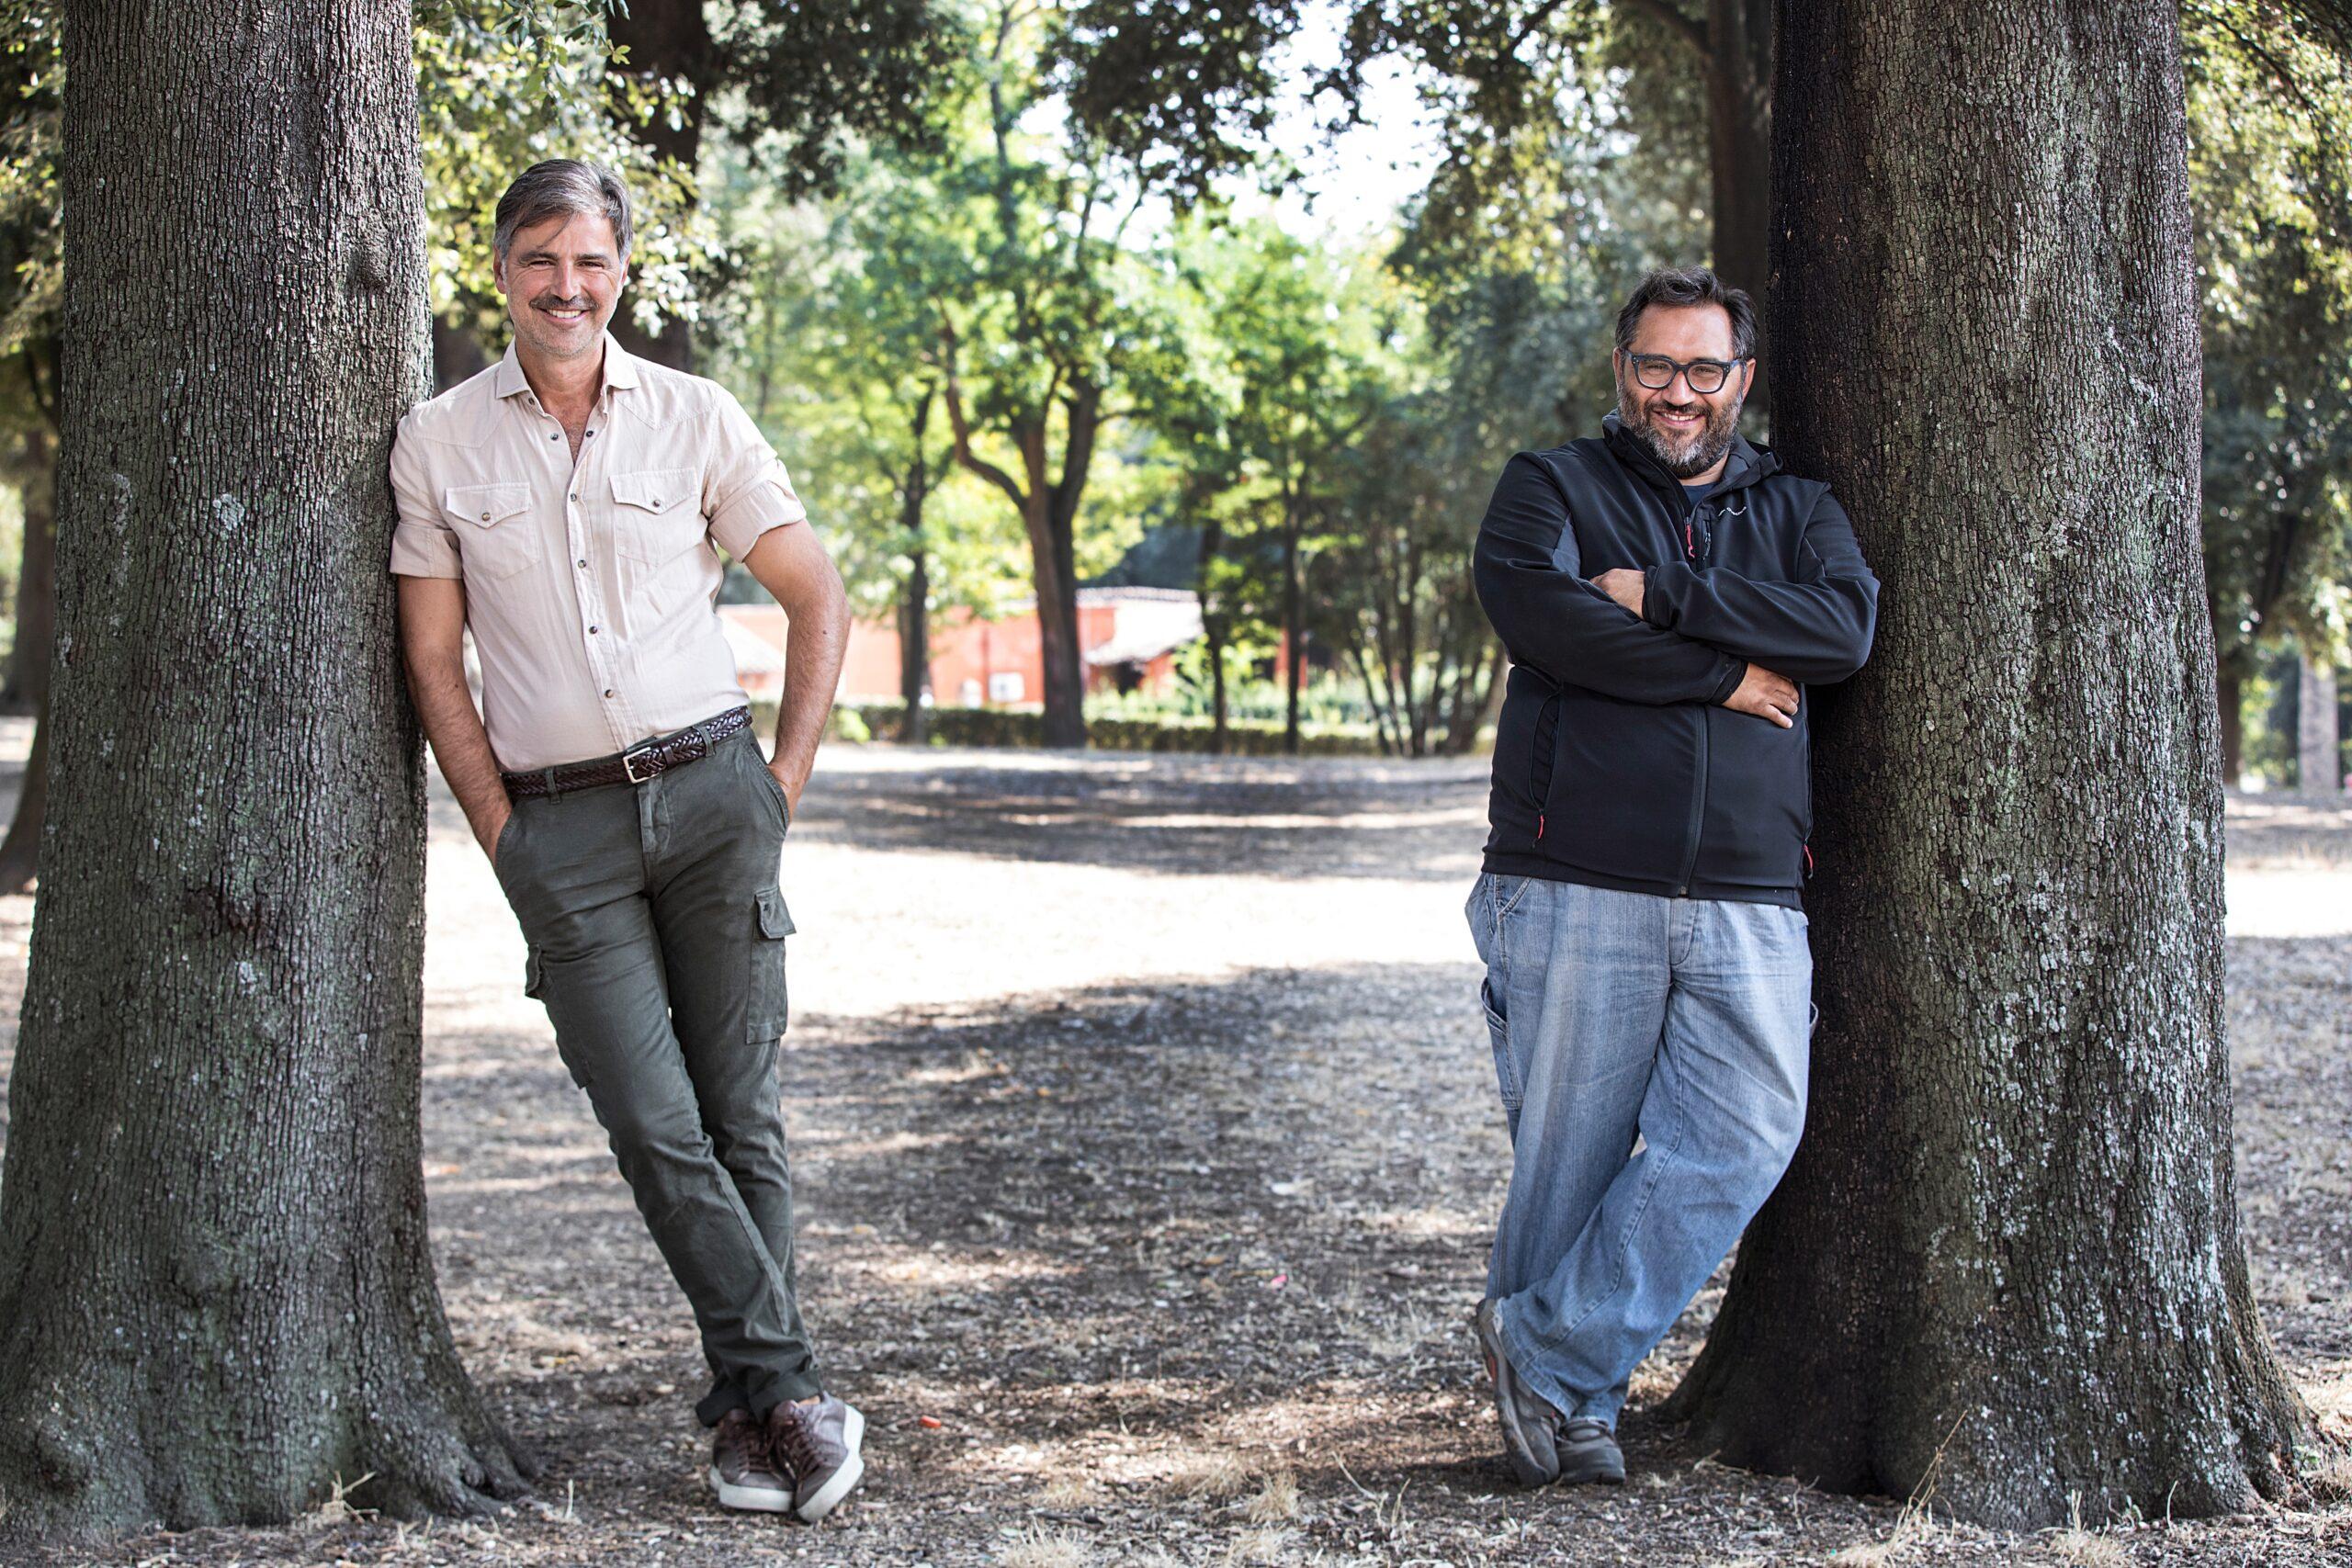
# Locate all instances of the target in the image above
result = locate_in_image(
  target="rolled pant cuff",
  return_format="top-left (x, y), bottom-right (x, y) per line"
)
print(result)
top-left (696, 1367), bottom-right (826, 1427)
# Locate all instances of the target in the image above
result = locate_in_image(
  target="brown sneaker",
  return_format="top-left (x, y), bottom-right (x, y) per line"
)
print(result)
top-left (766, 1394), bottom-right (865, 1522)
top-left (708, 1408), bottom-right (794, 1513)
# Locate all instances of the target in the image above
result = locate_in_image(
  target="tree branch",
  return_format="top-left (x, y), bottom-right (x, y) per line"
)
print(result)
top-left (937, 327), bottom-right (1030, 510)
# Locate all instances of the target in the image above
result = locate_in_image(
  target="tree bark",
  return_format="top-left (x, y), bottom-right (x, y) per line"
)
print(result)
top-left (0, 4), bottom-right (531, 1540)
top-left (1663, 0), bottom-right (2312, 1528)
top-left (2216, 660), bottom-right (2244, 789)
top-left (2298, 644), bottom-right (2341, 795)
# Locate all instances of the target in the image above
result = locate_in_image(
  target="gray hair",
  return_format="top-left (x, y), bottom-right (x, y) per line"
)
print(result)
top-left (1613, 267), bottom-right (1757, 361)
top-left (493, 159), bottom-right (634, 263)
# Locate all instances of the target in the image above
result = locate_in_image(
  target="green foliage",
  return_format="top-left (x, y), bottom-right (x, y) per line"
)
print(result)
top-left (2188, 0), bottom-right (2352, 667)
top-left (1048, 0), bottom-right (1302, 208)
top-left (413, 1), bottom-right (708, 344)
top-left (0, 0), bottom-right (55, 365)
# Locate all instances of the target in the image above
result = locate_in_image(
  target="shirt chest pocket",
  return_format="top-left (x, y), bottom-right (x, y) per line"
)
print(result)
top-left (609, 467), bottom-right (706, 568)
top-left (444, 482), bottom-right (540, 581)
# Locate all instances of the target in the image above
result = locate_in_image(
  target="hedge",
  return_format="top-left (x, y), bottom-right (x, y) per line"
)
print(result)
top-left (764, 699), bottom-right (1390, 756)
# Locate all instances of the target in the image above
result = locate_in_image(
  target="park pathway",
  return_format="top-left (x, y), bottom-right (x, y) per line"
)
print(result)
top-left (0, 736), bottom-right (2344, 1564)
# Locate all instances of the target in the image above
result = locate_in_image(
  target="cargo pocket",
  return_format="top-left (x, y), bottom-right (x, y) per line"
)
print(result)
top-left (747, 886), bottom-right (793, 1041)
top-left (526, 948), bottom-right (592, 1090)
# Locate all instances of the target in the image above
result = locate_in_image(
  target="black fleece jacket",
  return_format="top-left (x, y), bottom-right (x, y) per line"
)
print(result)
top-left (1474, 414), bottom-right (1879, 907)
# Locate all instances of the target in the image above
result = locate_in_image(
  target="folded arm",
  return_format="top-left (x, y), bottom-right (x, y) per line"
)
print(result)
top-left (1638, 491), bottom-right (1880, 684)
top-left (1474, 452), bottom-right (1747, 706)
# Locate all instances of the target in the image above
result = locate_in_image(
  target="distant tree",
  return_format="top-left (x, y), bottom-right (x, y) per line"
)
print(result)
top-left (1665, 0), bottom-right (2314, 1524)
top-left (0, 0), bottom-right (528, 1539)
top-left (2187, 0), bottom-right (2352, 784)
top-left (600, 0), bottom-right (961, 367)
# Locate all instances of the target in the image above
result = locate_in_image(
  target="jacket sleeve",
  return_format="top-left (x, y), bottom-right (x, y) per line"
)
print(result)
top-left (1474, 452), bottom-right (1748, 706)
top-left (1639, 490), bottom-right (1880, 684)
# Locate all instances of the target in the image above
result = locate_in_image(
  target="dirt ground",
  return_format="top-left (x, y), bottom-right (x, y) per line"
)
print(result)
top-left (0, 734), bottom-right (2346, 1567)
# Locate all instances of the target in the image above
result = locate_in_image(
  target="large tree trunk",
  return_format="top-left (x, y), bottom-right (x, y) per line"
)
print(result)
top-left (0, 4), bottom-right (531, 1540)
top-left (2298, 644), bottom-right (2341, 795)
top-left (1028, 481), bottom-right (1086, 749)
top-left (1663, 0), bottom-right (2310, 1528)
top-left (605, 0), bottom-right (712, 370)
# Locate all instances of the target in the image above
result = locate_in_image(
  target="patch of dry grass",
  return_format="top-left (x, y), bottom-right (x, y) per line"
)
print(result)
top-left (1001, 1525), bottom-right (1099, 1568)
top-left (1168, 1450), bottom-right (1260, 1502)
top-left (1240, 1467), bottom-right (1299, 1523)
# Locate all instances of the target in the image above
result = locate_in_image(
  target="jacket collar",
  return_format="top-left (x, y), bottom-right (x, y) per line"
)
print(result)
top-left (492, 331), bottom-right (641, 400)
top-left (1601, 411), bottom-right (1780, 496)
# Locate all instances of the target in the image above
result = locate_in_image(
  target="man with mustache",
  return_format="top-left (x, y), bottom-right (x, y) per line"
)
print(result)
top-left (389, 161), bottom-right (862, 1521)
top-left (1465, 268), bottom-right (1878, 1486)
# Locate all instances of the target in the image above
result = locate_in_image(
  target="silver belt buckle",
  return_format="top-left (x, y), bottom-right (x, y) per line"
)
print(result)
top-left (622, 739), bottom-right (662, 784)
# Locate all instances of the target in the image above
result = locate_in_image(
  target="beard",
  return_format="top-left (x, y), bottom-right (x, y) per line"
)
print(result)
top-left (1616, 373), bottom-right (1745, 479)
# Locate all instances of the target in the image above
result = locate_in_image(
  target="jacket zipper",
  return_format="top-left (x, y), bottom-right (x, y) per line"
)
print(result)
top-left (1672, 484), bottom-right (1708, 895)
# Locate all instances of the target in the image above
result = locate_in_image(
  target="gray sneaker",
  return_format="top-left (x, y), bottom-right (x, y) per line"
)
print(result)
top-left (1555, 1416), bottom-right (1626, 1484)
top-left (707, 1408), bottom-right (794, 1512)
top-left (1472, 1301), bottom-right (1560, 1485)
top-left (767, 1394), bottom-right (865, 1522)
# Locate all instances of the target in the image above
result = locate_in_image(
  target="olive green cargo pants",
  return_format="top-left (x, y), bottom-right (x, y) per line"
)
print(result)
top-left (493, 722), bottom-right (820, 1424)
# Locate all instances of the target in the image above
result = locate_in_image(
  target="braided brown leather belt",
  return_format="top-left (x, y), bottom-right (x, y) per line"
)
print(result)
top-left (502, 706), bottom-right (753, 799)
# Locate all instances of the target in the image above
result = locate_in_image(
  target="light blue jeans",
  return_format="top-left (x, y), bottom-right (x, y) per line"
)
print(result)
top-left (1465, 872), bottom-right (1812, 1427)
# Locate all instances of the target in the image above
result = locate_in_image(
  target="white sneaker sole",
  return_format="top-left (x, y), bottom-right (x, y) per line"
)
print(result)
top-left (707, 1466), bottom-right (795, 1513)
top-left (793, 1404), bottom-right (866, 1523)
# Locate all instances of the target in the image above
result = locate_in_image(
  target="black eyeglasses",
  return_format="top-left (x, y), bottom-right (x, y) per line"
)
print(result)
top-left (1623, 352), bottom-right (1747, 395)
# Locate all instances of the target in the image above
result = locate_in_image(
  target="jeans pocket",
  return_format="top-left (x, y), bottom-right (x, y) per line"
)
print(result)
top-left (1482, 977), bottom-right (1522, 1115)
top-left (747, 886), bottom-right (793, 1041)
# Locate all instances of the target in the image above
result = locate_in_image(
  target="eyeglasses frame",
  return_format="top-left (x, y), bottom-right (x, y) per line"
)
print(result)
top-left (1620, 350), bottom-right (1750, 396)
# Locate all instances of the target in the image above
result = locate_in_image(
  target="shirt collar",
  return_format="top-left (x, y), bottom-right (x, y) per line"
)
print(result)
top-left (492, 331), bottom-right (640, 400)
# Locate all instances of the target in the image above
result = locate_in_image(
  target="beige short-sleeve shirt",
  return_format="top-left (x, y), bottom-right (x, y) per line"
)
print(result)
top-left (389, 334), bottom-right (806, 772)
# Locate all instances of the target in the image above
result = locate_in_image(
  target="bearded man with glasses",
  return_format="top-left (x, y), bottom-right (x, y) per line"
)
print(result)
top-left (1464, 267), bottom-right (1879, 1487)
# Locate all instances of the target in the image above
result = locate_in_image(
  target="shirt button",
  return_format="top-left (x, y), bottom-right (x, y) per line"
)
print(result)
top-left (569, 493), bottom-right (579, 502)
top-left (586, 429), bottom-right (596, 437)
top-left (650, 499), bottom-right (662, 510)
top-left (577, 558), bottom-right (588, 569)
top-left (603, 688), bottom-right (614, 698)
top-left (589, 626), bottom-right (600, 635)
top-left (479, 512), bottom-right (490, 521)
top-left (548, 432), bottom-right (559, 441)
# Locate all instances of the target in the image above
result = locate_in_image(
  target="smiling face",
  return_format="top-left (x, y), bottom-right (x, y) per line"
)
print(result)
top-left (493, 209), bottom-right (628, 367)
top-left (1613, 302), bottom-right (1753, 482)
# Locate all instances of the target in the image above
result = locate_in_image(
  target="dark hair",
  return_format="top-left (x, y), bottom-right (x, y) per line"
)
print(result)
top-left (493, 159), bottom-right (634, 263)
top-left (1613, 267), bottom-right (1757, 360)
